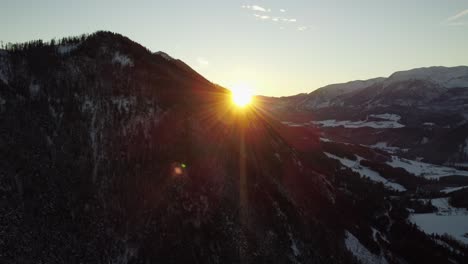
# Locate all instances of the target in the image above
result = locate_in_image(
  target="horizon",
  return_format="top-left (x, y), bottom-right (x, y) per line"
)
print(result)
top-left (1, 0), bottom-right (467, 96)
top-left (4, 30), bottom-right (466, 98)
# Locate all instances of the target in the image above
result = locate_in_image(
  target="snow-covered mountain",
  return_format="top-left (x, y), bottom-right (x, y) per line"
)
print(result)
top-left (296, 66), bottom-right (468, 110)
top-left (267, 66), bottom-right (468, 165)
top-left (300, 77), bottom-right (385, 109)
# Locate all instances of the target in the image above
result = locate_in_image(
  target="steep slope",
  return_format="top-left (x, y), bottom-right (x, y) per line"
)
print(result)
top-left (0, 32), bottom-right (351, 264)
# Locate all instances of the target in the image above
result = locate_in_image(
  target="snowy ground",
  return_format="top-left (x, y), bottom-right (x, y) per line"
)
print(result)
top-left (440, 186), bottom-right (468, 194)
top-left (369, 113), bottom-right (401, 122)
top-left (409, 198), bottom-right (468, 244)
top-left (312, 119), bottom-right (404, 129)
top-left (344, 231), bottom-right (388, 264)
top-left (387, 156), bottom-right (468, 179)
top-left (325, 152), bottom-right (406, 192)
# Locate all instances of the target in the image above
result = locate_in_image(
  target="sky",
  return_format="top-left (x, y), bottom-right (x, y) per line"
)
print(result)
top-left (0, 0), bottom-right (467, 96)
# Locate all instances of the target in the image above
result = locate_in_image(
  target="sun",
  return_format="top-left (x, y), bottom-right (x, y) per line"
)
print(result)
top-left (231, 84), bottom-right (253, 107)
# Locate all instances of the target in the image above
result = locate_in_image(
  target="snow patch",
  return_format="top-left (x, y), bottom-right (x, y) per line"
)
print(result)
top-left (288, 232), bottom-right (301, 257)
top-left (29, 82), bottom-right (40, 97)
top-left (344, 231), bottom-right (388, 264)
top-left (409, 198), bottom-right (468, 244)
top-left (111, 97), bottom-right (136, 113)
top-left (441, 186), bottom-right (468, 194)
top-left (57, 44), bottom-right (78, 55)
top-left (371, 228), bottom-right (389, 244)
top-left (367, 142), bottom-right (408, 154)
top-left (432, 238), bottom-right (460, 254)
top-left (325, 152), bottom-right (406, 191)
top-left (81, 98), bottom-right (96, 113)
top-left (387, 156), bottom-right (468, 179)
top-left (312, 119), bottom-right (404, 129)
top-left (113, 52), bottom-right (134, 67)
top-left (369, 113), bottom-right (401, 122)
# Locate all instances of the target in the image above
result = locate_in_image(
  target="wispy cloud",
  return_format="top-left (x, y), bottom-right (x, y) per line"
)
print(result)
top-left (447, 9), bottom-right (468, 21)
top-left (445, 9), bottom-right (468, 26)
top-left (242, 5), bottom-right (270, 12)
top-left (241, 5), bottom-right (309, 31)
top-left (254, 14), bottom-right (270, 20)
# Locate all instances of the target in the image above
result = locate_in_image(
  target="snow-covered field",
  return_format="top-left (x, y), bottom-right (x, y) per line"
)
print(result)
top-left (325, 152), bottom-right (406, 191)
top-left (387, 156), bottom-right (468, 179)
top-left (312, 119), bottom-right (404, 129)
top-left (440, 186), bottom-right (468, 194)
top-left (409, 198), bottom-right (468, 244)
top-left (369, 113), bottom-right (401, 122)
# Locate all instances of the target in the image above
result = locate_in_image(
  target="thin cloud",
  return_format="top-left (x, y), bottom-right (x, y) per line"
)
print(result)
top-left (444, 9), bottom-right (468, 26)
top-left (278, 18), bottom-right (297, 23)
top-left (254, 14), bottom-right (270, 20)
top-left (447, 9), bottom-right (468, 21)
top-left (241, 5), bottom-right (306, 30)
top-left (242, 5), bottom-right (270, 12)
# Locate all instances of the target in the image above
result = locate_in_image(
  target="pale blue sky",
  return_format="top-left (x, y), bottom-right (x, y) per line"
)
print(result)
top-left (1, 0), bottom-right (467, 96)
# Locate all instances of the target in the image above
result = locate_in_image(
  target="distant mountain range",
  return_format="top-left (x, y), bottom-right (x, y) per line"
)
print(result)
top-left (1, 32), bottom-right (467, 263)
top-left (262, 65), bottom-right (468, 165)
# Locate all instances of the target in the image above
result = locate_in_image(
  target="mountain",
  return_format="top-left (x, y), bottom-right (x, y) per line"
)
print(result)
top-left (266, 66), bottom-right (468, 262)
top-left (269, 66), bottom-right (468, 165)
top-left (1, 32), bottom-right (467, 263)
top-left (0, 32), bottom-right (339, 263)
top-left (292, 66), bottom-right (468, 111)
